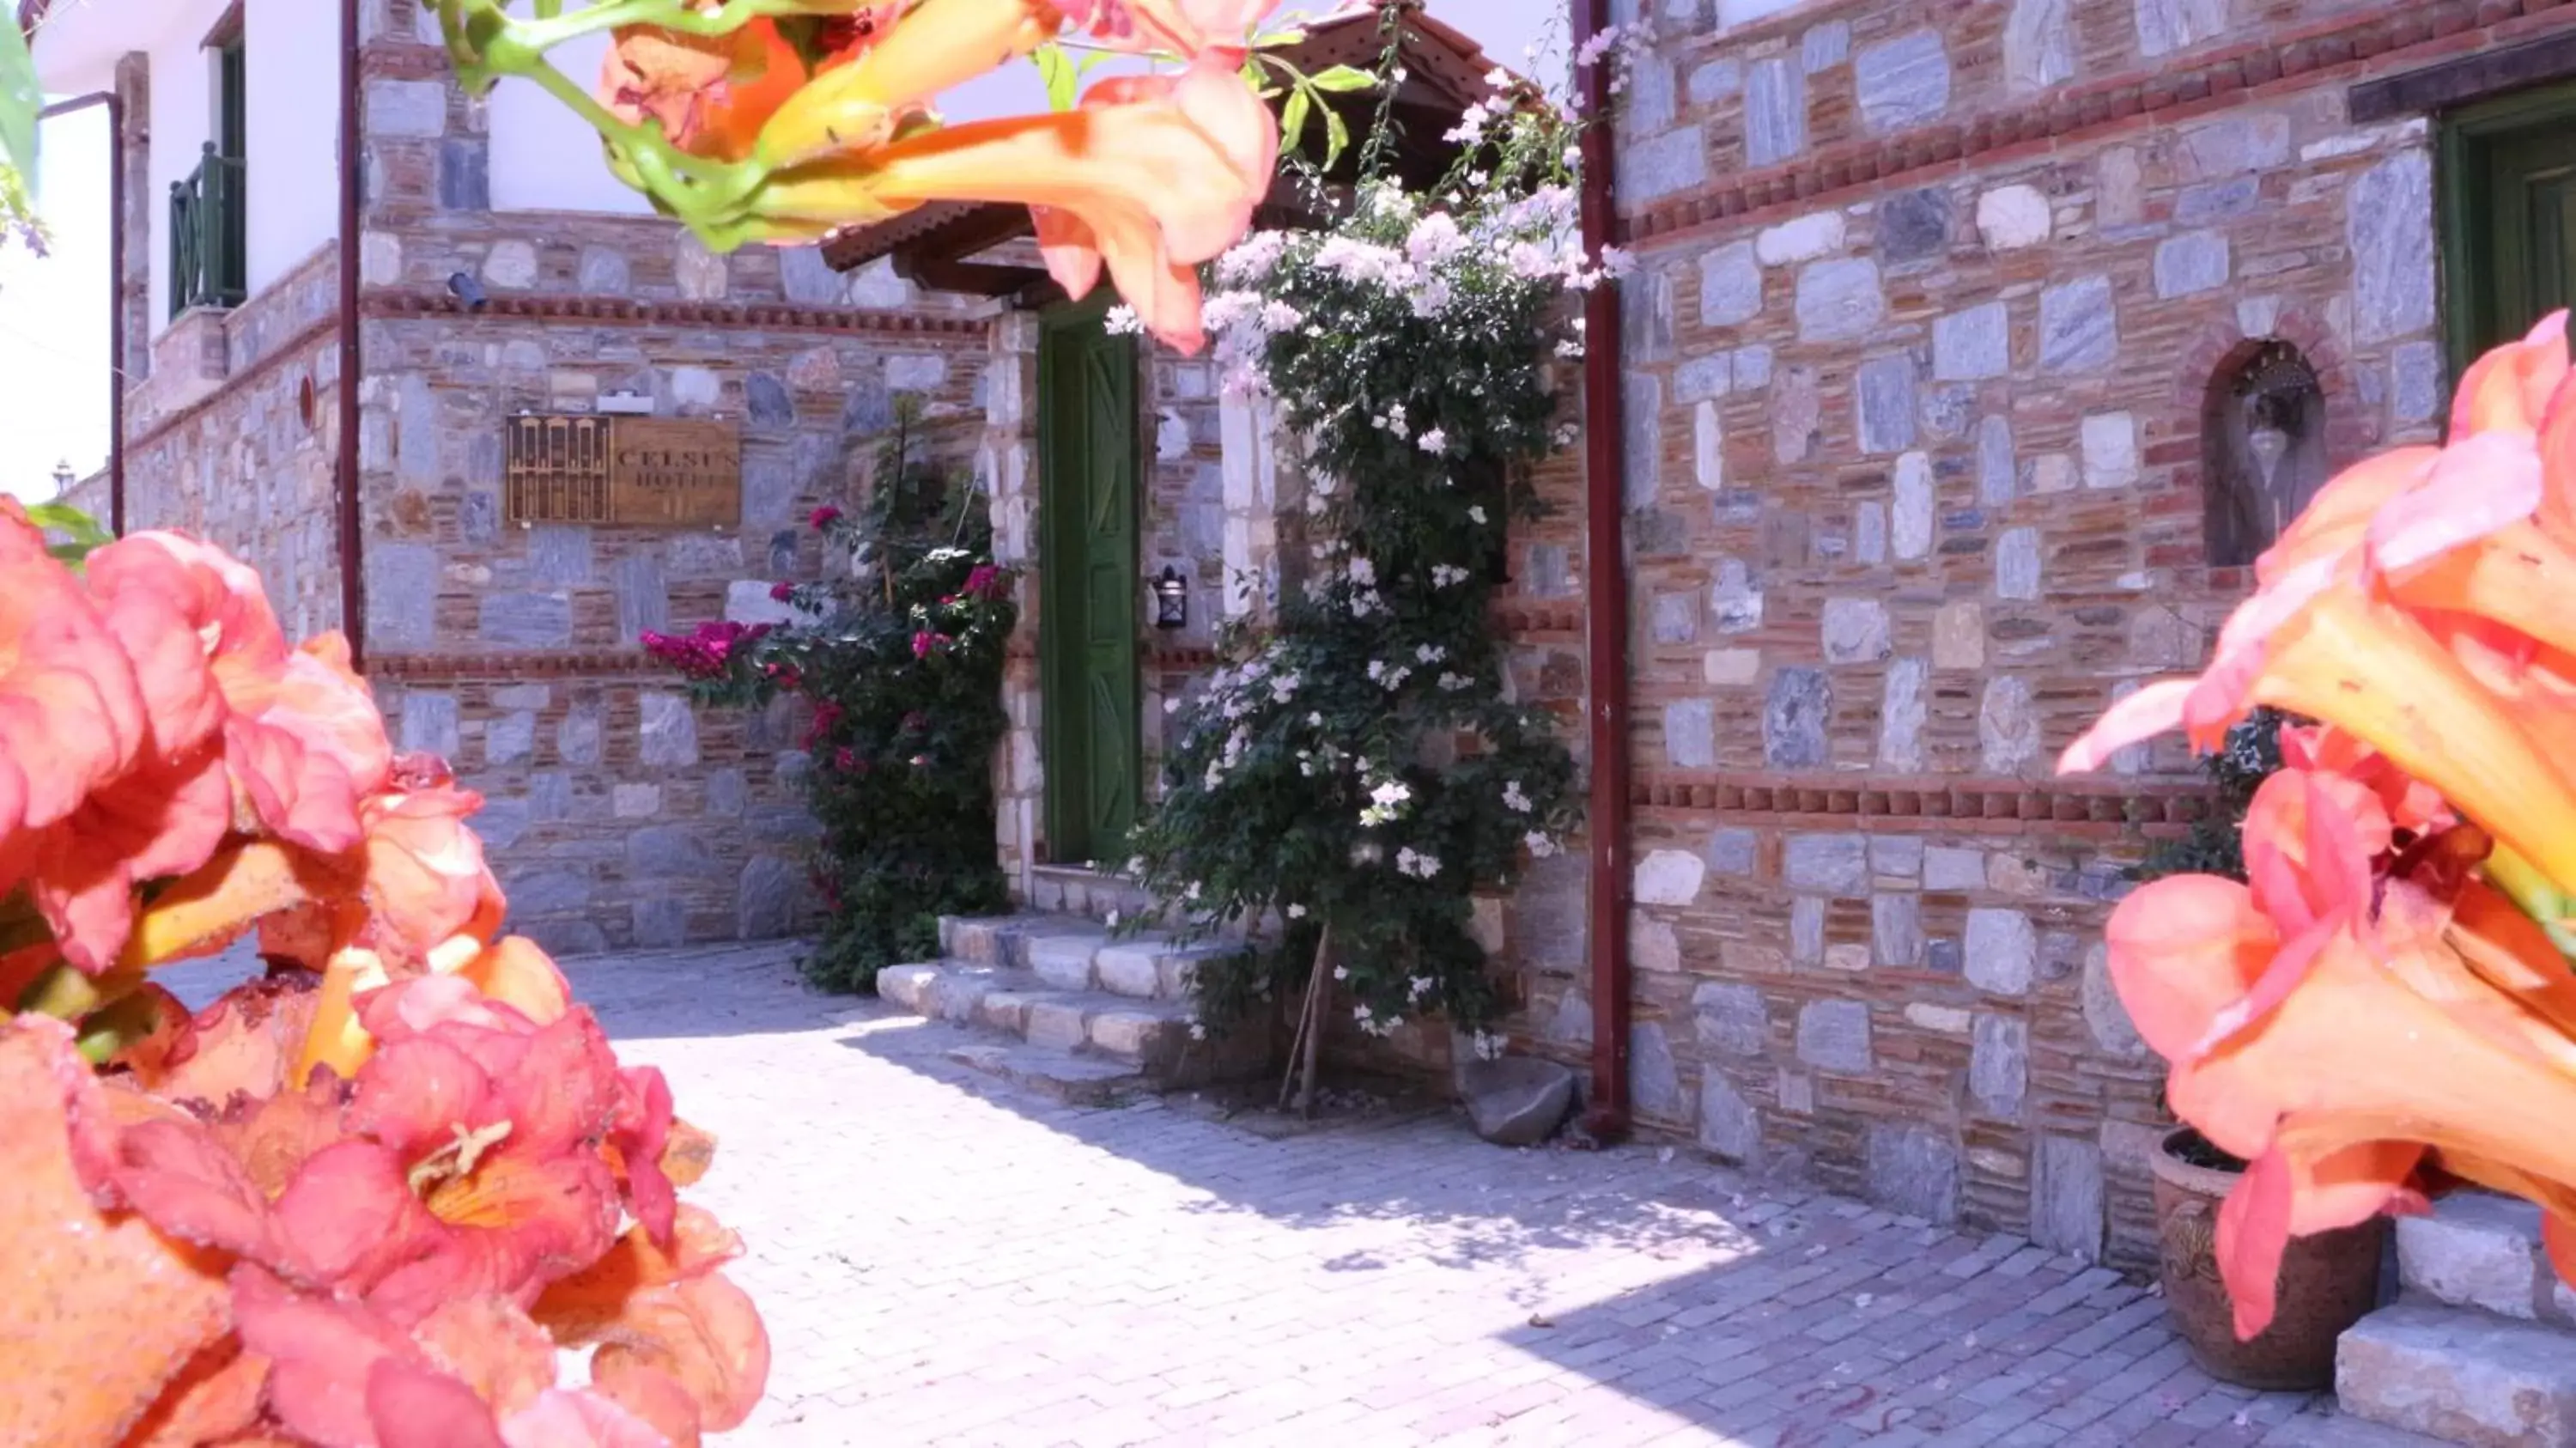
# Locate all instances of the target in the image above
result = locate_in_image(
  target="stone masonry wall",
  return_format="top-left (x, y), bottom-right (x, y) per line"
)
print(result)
top-left (1607, 0), bottom-right (2517, 1268)
top-left (349, 1), bottom-right (998, 952)
top-left (123, 247), bottom-right (346, 641)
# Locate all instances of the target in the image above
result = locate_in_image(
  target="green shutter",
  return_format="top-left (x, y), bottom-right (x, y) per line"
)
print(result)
top-left (1037, 305), bottom-right (1141, 867)
top-left (2439, 81), bottom-right (2576, 371)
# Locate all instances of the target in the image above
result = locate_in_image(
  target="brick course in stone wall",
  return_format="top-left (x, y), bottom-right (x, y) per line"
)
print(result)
top-left (1605, 0), bottom-right (2491, 1268)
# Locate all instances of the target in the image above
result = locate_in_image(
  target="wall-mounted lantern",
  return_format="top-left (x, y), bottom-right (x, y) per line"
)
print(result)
top-left (1152, 566), bottom-right (1189, 631)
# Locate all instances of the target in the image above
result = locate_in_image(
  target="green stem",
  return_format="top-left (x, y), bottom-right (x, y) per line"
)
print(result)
top-left (15, 962), bottom-right (140, 1019)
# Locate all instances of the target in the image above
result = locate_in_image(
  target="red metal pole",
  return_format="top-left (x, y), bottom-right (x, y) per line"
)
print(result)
top-left (337, 0), bottom-right (366, 667)
top-left (1571, 0), bottom-right (1631, 1141)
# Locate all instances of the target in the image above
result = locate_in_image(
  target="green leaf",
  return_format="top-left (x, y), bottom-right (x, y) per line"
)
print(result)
top-left (1279, 88), bottom-right (1311, 161)
top-left (1304, 64), bottom-right (1377, 94)
top-left (0, 6), bottom-right (38, 179)
top-left (1035, 43), bottom-right (1079, 112)
top-left (1321, 105), bottom-right (1352, 170)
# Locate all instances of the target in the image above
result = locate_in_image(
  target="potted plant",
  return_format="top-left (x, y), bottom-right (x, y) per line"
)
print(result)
top-left (2131, 712), bottom-right (2384, 1390)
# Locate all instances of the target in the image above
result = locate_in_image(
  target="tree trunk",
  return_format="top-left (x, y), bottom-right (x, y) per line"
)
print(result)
top-left (1278, 924), bottom-right (1332, 1115)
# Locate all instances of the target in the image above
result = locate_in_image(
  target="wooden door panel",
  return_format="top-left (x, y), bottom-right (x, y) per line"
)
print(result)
top-left (1037, 309), bottom-right (1140, 864)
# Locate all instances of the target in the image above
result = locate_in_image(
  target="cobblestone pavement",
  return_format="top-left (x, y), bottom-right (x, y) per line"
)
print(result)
top-left (167, 944), bottom-right (2398, 1447)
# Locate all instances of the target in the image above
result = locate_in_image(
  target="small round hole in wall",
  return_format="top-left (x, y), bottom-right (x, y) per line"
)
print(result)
top-left (297, 375), bottom-right (318, 429)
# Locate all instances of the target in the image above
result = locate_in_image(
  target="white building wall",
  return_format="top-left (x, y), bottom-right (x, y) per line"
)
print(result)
top-left (242, 0), bottom-right (342, 296)
top-left (489, 28), bottom-right (655, 217)
top-left (141, 1), bottom-right (230, 332)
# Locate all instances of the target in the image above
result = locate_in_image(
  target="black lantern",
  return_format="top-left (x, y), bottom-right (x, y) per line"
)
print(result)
top-left (1151, 566), bottom-right (1189, 631)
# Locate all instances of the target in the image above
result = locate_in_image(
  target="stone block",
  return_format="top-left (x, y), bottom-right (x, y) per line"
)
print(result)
top-left (2354, 151), bottom-right (2438, 344)
top-left (1653, 591), bottom-right (1700, 646)
top-left (2177, 176), bottom-right (2260, 223)
top-left (2394, 342), bottom-right (2447, 426)
top-left (483, 240), bottom-right (538, 290)
top-left (1856, 354), bottom-right (1916, 454)
top-left (1695, 983), bottom-right (1770, 1057)
top-left (1619, 125), bottom-right (1708, 203)
top-left (1623, 373), bottom-right (1663, 508)
top-left (1707, 827), bottom-right (1759, 876)
top-left (1088, 1008), bottom-right (1182, 1064)
top-left (1700, 241), bottom-right (1764, 326)
top-left (2003, 0), bottom-right (2075, 93)
top-left (1996, 528), bottom-right (2043, 601)
top-left (1630, 1023), bottom-right (1686, 1121)
top-left (1796, 999), bottom-right (1872, 1073)
top-left (613, 551), bottom-right (669, 641)
top-left (1798, 259), bottom-right (1888, 344)
top-left (1868, 1123), bottom-right (1959, 1223)
top-left (626, 827), bottom-right (714, 882)
top-left (1893, 453), bottom-right (1935, 560)
top-left (1879, 657), bottom-right (1929, 771)
top-left (578, 246), bottom-right (629, 295)
top-left (1705, 648), bottom-right (1761, 685)
top-left (877, 964), bottom-right (939, 1012)
top-left (1764, 668), bottom-right (1832, 769)
top-left (2154, 230), bottom-right (2231, 298)
top-left (2399, 1194), bottom-right (2545, 1320)
top-left (1979, 676), bottom-right (2041, 774)
top-left (639, 692), bottom-right (700, 768)
top-left (1905, 1003), bottom-right (1971, 1033)
top-left (611, 784), bottom-right (661, 819)
top-left (2082, 941), bottom-right (2148, 1056)
top-left (1774, 365), bottom-right (1822, 462)
top-left (1631, 913), bottom-right (1682, 974)
top-left (2038, 276), bottom-right (2118, 374)
top-left (1873, 892), bottom-right (1923, 967)
top-left (1977, 185), bottom-right (2052, 250)
top-left (1688, 58), bottom-right (1742, 106)
top-left (1923, 846), bottom-right (1984, 891)
top-left (1822, 599), bottom-right (1892, 664)
top-left (1028, 934), bottom-right (1102, 991)
top-left (1970, 1013), bottom-right (2027, 1120)
top-left (1095, 945), bottom-right (1169, 1000)
top-left (1757, 211), bottom-right (1845, 266)
top-left (2032, 1136), bottom-right (2106, 1262)
top-left (1694, 401), bottom-right (1724, 490)
top-left (1745, 58), bottom-right (1805, 167)
top-left (367, 77), bottom-right (447, 137)
top-left (485, 711), bottom-right (536, 768)
top-left (478, 593), bottom-right (573, 648)
top-left (1965, 909), bottom-right (2036, 995)
top-left (1801, 20), bottom-right (1849, 70)
top-left (1852, 30), bottom-right (1950, 132)
top-left (1855, 502), bottom-right (1888, 564)
top-left (1786, 834), bottom-right (1868, 893)
top-left (1879, 188), bottom-right (1951, 262)
top-left (1699, 1070), bottom-right (1763, 1163)
top-left (1662, 697), bottom-right (1717, 770)
top-left (1674, 353), bottom-right (1731, 404)
top-left (1934, 303), bottom-right (2009, 381)
top-left (369, 545), bottom-right (438, 649)
top-left (1633, 849), bottom-right (1706, 907)
top-left (1023, 1000), bottom-right (1091, 1051)
top-left (2337, 1305), bottom-right (2576, 1447)
top-left (2081, 413), bottom-right (2140, 490)
top-left (557, 697), bottom-right (605, 767)
top-left (1463, 1058), bottom-right (1577, 1147)
top-left (400, 691), bottom-right (460, 761)
top-left (633, 897), bottom-right (688, 949)
top-left (2138, 0), bottom-right (2229, 56)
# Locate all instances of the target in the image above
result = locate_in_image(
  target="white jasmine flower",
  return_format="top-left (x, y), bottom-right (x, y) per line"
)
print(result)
top-left (1418, 428), bottom-right (1449, 454)
top-left (1417, 644), bottom-right (1447, 665)
top-left (1308, 712), bottom-right (1324, 727)
top-left (1261, 300), bottom-right (1303, 332)
top-left (1164, 698), bottom-right (1181, 715)
top-left (1272, 673), bottom-right (1300, 702)
top-left (1409, 975), bottom-right (1433, 998)
top-left (1438, 672), bottom-right (1472, 691)
top-left (1190, 1022), bottom-right (1209, 1041)
top-left (1370, 780), bottom-right (1413, 811)
top-left (1503, 781), bottom-right (1534, 813)
top-left (1353, 1003), bottom-right (1376, 1023)
top-left (1334, 965), bottom-right (1350, 981)
top-left (1287, 903), bottom-right (1308, 919)
top-left (1103, 304), bottom-right (1144, 335)
top-left (1367, 660), bottom-right (1389, 682)
top-left (1348, 557), bottom-right (1376, 587)
top-left (1468, 506), bottom-right (1489, 525)
top-left (1525, 831), bottom-right (1559, 858)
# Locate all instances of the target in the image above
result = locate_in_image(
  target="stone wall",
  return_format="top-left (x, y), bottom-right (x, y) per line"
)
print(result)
top-left (122, 246), bottom-right (346, 641)
top-left (1607, 0), bottom-right (2498, 1267)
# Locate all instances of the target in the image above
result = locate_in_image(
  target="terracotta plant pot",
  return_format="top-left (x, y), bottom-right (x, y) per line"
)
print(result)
top-left (2149, 1127), bottom-right (2385, 1390)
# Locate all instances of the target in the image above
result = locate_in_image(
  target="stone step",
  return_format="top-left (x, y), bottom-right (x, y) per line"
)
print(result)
top-left (2397, 1191), bottom-right (2573, 1326)
top-left (2337, 1303), bottom-right (2576, 1446)
top-left (942, 1041), bottom-right (1148, 1108)
top-left (878, 960), bottom-right (1268, 1088)
top-left (936, 914), bottom-right (1227, 1002)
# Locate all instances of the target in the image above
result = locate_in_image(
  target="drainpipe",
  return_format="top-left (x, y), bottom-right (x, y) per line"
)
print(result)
top-left (337, 0), bottom-right (365, 668)
top-left (1572, 0), bottom-right (1631, 1141)
top-left (37, 90), bottom-right (124, 534)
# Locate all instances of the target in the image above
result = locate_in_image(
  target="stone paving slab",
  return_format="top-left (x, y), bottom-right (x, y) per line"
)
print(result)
top-left (165, 941), bottom-right (2407, 1446)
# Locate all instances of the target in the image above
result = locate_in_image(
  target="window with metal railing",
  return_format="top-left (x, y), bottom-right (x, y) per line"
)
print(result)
top-left (169, 40), bottom-right (246, 317)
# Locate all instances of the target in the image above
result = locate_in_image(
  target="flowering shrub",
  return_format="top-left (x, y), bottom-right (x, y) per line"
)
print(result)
top-left (646, 402), bottom-right (1016, 991)
top-left (1121, 63), bottom-right (1603, 1082)
top-left (0, 502), bottom-right (765, 1446)
top-left (432, 0), bottom-right (1281, 350)
top-left (2065, 313), bottom-right (2576, 1342)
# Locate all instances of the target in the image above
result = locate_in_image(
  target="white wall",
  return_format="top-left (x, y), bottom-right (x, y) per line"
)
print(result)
top-left (489, 27), bottom-right (656, 216)
top-left (142, 1), bottom-right (231, 331)
top-left (243, 0), bottom-right (343, 295)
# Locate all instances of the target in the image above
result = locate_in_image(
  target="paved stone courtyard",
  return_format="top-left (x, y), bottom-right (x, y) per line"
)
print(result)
top-left (167, 943), bottom-right (2406, 1446)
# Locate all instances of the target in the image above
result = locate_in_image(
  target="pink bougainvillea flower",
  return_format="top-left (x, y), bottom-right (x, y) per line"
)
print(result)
top-left (809, 504), bottom-right (842, 529)
top-left (0, 502), bottom-right (148, 855)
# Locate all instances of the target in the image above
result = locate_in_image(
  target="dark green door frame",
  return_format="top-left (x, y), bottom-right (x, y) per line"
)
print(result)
top-left (1036, 300), bottom-right (1143, 867)
top-left (2439, 79), bottom-right (2576, 372)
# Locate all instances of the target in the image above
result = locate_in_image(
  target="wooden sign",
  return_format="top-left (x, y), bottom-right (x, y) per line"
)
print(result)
top-left (503, 415), bottom-right (741, 529)
top-left (608, 417), bottom-right (741, 528)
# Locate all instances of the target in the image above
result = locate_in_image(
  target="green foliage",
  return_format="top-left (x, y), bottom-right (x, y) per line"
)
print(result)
top-left (647, 401), bottom-right (1015, 992)
top-left (1122, 93), bottom-right (1595, 1051)
top-left (24, 502), bottom-right (112, 565)
top-left (2133, 709), bottom-right (2287, 885)
top-left (0, 10), bottom-right (36, 180)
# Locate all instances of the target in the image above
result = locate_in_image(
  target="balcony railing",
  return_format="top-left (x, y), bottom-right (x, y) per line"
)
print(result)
top-left (169, 142), bottom-right (246, 318)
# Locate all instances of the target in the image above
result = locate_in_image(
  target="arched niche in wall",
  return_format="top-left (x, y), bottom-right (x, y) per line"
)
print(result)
top-left (2202, 340), bottom-right (2331, 569)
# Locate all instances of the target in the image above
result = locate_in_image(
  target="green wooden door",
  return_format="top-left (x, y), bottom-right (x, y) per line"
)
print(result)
top-left (2442, 83), bottom-right (2576, 365)
top-left (1037, 305), bottom-right (1141, 866)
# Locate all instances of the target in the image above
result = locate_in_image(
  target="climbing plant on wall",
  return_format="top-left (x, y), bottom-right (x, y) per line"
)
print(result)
top-left (1121, 43), bottom-right (1614, 1108)
top-left (645, 400), bottom-right (1015, 991)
